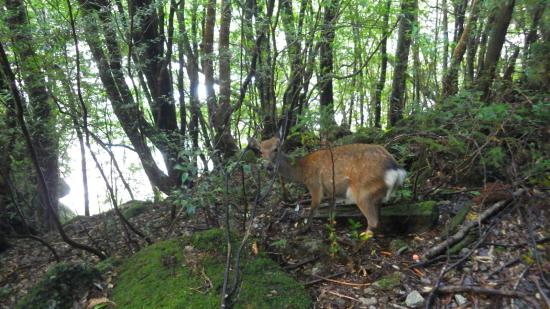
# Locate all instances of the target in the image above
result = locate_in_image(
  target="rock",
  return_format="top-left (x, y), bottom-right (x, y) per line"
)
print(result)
top-left (310, 263), bottom-right (323, 276)
top-left (405, 290), bottom-right (424, 308)
top-left (363, 287), bottom-right (375, 294)
top-left (359, 297), bottom-right (377, 306)
top-left (454, 294), bottom-right (467, 305)
top-left (303, 239), bottom-right (324, 252)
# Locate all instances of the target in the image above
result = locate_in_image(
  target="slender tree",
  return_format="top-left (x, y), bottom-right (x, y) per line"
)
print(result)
top-left (373, 0), bottom-right (391, 128)
top-left (442, 0), bottom-right (449, 74)
top-left (389, 0), bottom-right (417, 126)
top-left (319, 0), bottom-right (339, 134)
top-left (442, 0), bottom-right (481, 98)
top-left (476, 0), bottom-right (516, 100)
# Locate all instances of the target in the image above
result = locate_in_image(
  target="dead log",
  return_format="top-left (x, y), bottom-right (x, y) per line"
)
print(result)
top-left (423, 189), bottom-right (523, 259)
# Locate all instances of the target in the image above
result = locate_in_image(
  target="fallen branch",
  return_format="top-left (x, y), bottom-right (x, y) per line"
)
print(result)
top-left (423, 190), bottom-right (523, 259)
top-left (311, 274), bottom-right (370, 287)
top-left (304, 271), bottom-right (348, 286)
top-left (284, 256), bottom-right (319, 270)
top-left (435, 285), bottom-right (541, 309)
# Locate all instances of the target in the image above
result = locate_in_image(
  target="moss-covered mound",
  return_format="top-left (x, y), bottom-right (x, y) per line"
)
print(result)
top-left (15, 262), bottom-right (100, 309)
top-left (113, 229), bottom-right (312, 308)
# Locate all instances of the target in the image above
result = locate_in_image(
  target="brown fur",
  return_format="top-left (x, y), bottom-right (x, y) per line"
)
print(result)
top-left (253, 137), bottom-right (403, 233)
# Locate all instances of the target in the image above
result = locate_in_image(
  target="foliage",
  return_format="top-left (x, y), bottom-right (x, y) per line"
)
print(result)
top-left (384, 91), bottom-right (550, 187)
top-left (15, 262), bottom-right (100, 309)
top-left (347, 218), bottom-right (363, 240)
top-left (112, 229), bottom-right (312, 309)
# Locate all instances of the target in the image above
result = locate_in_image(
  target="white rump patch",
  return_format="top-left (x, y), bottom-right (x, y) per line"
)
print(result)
top-left (345, 187), bottom-right (355, 204)
top-left (383, 169), bottom-right (407, 202)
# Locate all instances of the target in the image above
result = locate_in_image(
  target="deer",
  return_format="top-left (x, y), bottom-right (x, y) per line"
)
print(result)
top-left (248, 136), bottom-right (406, 238)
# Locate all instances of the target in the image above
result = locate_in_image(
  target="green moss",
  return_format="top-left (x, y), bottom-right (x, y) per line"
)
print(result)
top-left (16, 262), bottom-right (100, 309)
top-left (381, 200), bottom-right (437, 217)
top-left (112, 229), bottom-right (312, 309)
top-left (443, 204), bottom-right (471, 238)
top-left (96, 257), bottom-right (121, 273)
top-left (373, 272), bottom-right (402, 291)
top-left (188, 228), bottom-right (227, 253)
top-left (121, 201), bottom-right (151, 219)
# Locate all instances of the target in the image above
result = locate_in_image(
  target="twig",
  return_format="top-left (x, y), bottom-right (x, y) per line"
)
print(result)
top-left (532, 276), bottom-right (550, 309)
top-left (424, 264), bottom-right (447, 309)
top-left (312, 274), bottom-right (370, 287)
top-left (284, 256), bottom-right (319, 270)
top-left (435, 285), bottom-right (541, 309)
top-left (409, 254), bottom-right (461, 269)
top-left (326, 290), bottom-right (359, 302)
top-left (518, 200), bottom-right (550, 289)
top-left (304, 271), bottom-right (348, 286)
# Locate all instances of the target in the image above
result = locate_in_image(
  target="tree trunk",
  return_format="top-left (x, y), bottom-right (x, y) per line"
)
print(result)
top-left (389, 0), bottom-right (417, 126)
top-left (5, 0), bottom-right (59, 231)
top-left (77, 0), bottom-right (176, 194)
top-left (0, 73), bottom-right (17, 216)
top-left (319, 0), bottom-right (338, 135)
top-left (373, 0), bottom-right (391, 128)
top-left (254, 0), bottom-right (277, 138)
top-left (521, 1), bottom-right (546, 83)
top-left (442, 0), bottom-right (480, 98)
top-left (453, 0), bottom-right (468, 44)
top-left (464, 12), bottom-right (480, 86)
top-left (280, 0), bottom-right (307, 135)
top-left (476, 0), bottom-right (515, 100)
top-left (502, 46), bottom-right (520, 82)
top-left (128, 0), bottom-right (180, 178)
top-left (214, 0), bottom-right (238, 157)
top-left (442, 0), bottom-right (449, 74)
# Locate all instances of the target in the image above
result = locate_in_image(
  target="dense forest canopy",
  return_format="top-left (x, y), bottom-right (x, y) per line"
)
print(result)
top-left (0, 0), bottom-right (548, 251)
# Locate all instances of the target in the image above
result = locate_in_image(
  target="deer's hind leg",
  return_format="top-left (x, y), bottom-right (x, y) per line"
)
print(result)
top-left (351, 183), bottom-right (387, 234)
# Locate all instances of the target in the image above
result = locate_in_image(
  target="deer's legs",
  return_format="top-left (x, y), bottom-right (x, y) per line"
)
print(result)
top-left (300, 185), bottom-right (322, 233)
top-left (352, 184), bottom-right (385, 237)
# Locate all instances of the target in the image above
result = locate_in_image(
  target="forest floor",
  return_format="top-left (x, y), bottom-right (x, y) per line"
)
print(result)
top-left (0, 184), bottom-right (548, 308)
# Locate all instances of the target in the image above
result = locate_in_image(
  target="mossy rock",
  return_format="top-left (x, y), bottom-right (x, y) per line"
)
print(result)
top-left (113, 229), bottom-right (312, 308)
top-left (15, 262), bottom-right (100, 309)
top-left (120, 200), bottom-right (152, 219)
